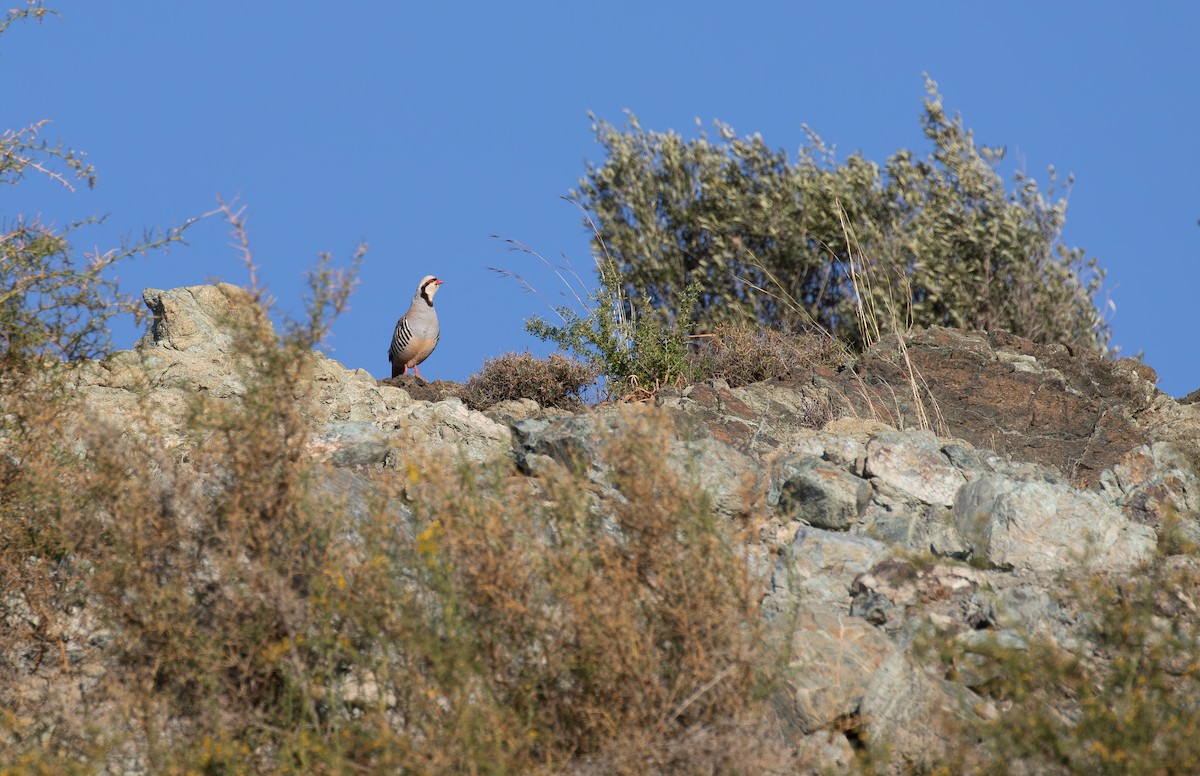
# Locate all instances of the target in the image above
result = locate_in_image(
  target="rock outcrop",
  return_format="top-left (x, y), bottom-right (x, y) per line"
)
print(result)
top-left (811, 327), bottom-right (1163, 488)
top-left (36, 284), bottom-right (1200, 770)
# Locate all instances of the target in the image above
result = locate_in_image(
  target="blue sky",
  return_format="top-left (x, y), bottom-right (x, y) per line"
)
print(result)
top-left (6, 3), bottom-right (1198, 396)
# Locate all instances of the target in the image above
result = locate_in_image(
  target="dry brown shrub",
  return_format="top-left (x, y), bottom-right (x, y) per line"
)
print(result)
top-left (386, 407), bottom-right (794, 773)
top-left (689, 323), bottom-right (850, 388)
top-left (461, 351), bottom-right (597, 411)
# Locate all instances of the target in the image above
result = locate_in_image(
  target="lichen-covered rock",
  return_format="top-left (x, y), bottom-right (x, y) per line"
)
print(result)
top-left (659, 379), bottom-right (833, 457)
top-left (771, 606), bottom-right (895, 734)
top-left (513, 406), bottom-right (757, 516)
top-left (854, 478), bottom-right (940, 550)
top-left (770, 455), bottom-right (871, 530)
top-left (72, 288), bottom-right (413, 441)
top-left (954, 474), bottom-right (1157, 571)
top-left (792, 731), bottom-right (856, 775)
top-left (814, 327), bottom-right (1158, 488)
top-left (1101, 442), bottom-right (1200, 537)
top-left (849, 559), bottom-right (983, 631)
top-left (865, 429), bottom-right (967, 507)
top-left (309, 422), bottom-right (392, 467)
top-left (858, 651), bottom-right (978, 769)
top-left (307, 352), bottom-right (414, 425)
top-left (385, 398), bottom-right (514, 468)
top-left (766, 526), bottom-right (891, 616)
top-left (481, 397), bottom-right (544, 424)
top-left (138, 283), bottom-right (265, 353)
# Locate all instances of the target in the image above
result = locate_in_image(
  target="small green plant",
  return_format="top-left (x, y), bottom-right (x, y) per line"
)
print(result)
top-left (524, 263), bottom-right (704, 398)
top-left (461, 351), bottom-right (597, 410)
top-left (492, 212), bottom-right (707, 399)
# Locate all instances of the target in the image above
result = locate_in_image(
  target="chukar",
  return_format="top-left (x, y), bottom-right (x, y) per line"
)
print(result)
top-left (389, 275), bottom-right (444, 380)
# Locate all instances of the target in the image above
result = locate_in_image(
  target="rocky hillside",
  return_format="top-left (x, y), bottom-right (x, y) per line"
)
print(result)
top-left (10, 282), bottom-right (1200, 773)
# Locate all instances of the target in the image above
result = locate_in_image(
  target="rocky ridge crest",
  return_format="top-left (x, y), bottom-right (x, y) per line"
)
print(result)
top-left (53, 284), bottom-right (1200, 770)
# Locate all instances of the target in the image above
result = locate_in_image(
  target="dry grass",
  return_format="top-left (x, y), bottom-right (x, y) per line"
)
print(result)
top-left (688, 322), bottom-right (849, 388)
top-left (835, 199), bottom-right (945, 433)
top-left (387, 408), bottom-right (794, 773)
top-left (0, 385), bottom-right (797, 773)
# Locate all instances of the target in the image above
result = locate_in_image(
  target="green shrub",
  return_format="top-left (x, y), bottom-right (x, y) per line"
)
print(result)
top-left (526, 269), bottom-right (703, 398)
top-left (575, 76), bottom-right (1110, 354)
top-left (462, 351), bottom-right (597, 410)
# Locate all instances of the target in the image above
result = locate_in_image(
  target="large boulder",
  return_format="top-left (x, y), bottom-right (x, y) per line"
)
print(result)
top-left (954, 474), bottom-right (1157, 571)
top-left (765, 526), bottom-right (891, 615)
top-left (864, 429), bottom-right (967, 507)
top-left (138, 284), bottom-right (266, 352)
top-left (771, 606), bottom-right (896, 735)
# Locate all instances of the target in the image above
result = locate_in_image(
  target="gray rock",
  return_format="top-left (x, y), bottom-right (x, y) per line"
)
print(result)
top-left (661, 380), bottom-right (833, 459)
top-left (771, 606), bottom-right (896, 734)
top-left (816, 418), bottom-right (886, 463)
top-left (482, 398), bottom-right (544, 424)
top-left (767, 454), bottom-right (825, 507)
top-left (73, 286), bottom-right (411, 441)
top-left (950, 628), bottom-right (1030, 689)
top-left (385, 398), bottom-right (514, 468)
top-left (308, 351), bottom-right (414, 425)
top-left (865, 429), bottom-right (967, 507)
top-left (766, 526), bottom-right (891, 616)
top-left (980, 584), bottom-right (1059, 633)
top-left (822, 326), bottom-right (1158, 490)
top-left (669, 426), bottom-right (758, 517)
top-left (139, 283), bottom-right (267, 353)
top-left (513, 414), bottom-right (601, 476)
top-left (793, 731), bottom-right (856, 775)
top-left (310, 467), bottom-right (416, 560)
top-left (965, 575), bottom-right (1084, 651)
top-left (774, 459), bottom-right (871, 530)
top-left (954, 474), bottom-right (1157, 571)
top-left (1101, 442), bottom-right (1200, 550)
top-left (514, 407), bottom-right (757, 516)
top-left (854, 478), bottom-right (932, 549)
top-left (859, 650), bottom-right (975, 769)
top-left (311, 422), bottom-right (391, 467)
top-left (849, 559), bottom-right (984, 633)
top-left (728, 382), bottom-right (838, 454)
top-left (311, 467), bottom-right (413, 532)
